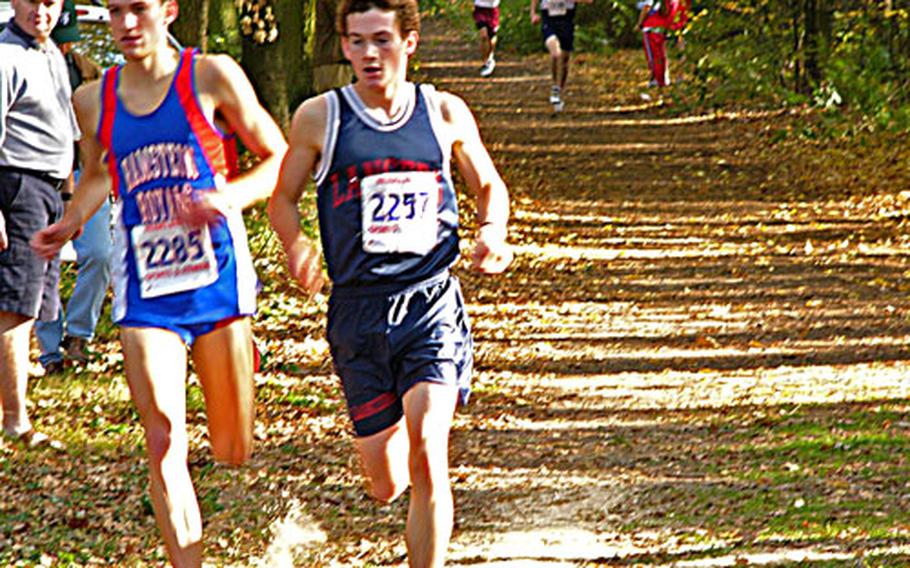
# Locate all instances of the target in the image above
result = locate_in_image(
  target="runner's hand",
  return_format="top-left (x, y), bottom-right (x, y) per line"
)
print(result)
top-left (472, 223), bottom-right (514, 274)
top-left (287, 238), bottom-right (325, 300)
top-left (30, 217), bottom-right (81, 260)
top-left (178, 189), bottom-right (233, 228)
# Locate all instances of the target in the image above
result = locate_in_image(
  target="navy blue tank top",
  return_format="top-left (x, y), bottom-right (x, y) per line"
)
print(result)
top-left (314, 84), bottom-right (460, 292)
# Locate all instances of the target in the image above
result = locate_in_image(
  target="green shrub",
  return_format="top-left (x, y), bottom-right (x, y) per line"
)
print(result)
top-left (678, 1), bottom-right (910, 133)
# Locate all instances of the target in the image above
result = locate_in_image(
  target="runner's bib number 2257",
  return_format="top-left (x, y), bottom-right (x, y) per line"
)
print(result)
top-left (361, 171), bottom-right (440, 255)
top-left (131, 222), bottom-right (218, 298)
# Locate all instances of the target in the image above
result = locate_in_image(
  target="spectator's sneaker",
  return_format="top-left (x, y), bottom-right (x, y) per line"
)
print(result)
top-left (479, 56), bottom-right (496, 77)
top-left (63, 336), bottom-right (90, 364)
top-left (549, 85), bottom-right (561, 104)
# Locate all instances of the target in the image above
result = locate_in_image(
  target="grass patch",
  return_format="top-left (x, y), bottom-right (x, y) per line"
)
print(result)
top-left (616, 402), bottom-right (910, 550)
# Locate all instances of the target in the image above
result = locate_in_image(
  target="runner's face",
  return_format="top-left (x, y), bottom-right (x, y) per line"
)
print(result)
top-left (11, 0), bottom-right (63, 42)
top-left (341, 8), bottom-right (417, 90)
top-left (107, 0), bottom-right (176, 60)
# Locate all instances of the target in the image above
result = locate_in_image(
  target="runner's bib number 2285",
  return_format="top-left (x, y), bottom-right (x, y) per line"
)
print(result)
top-left (131, 222), bottom-right (218, 298)
top-left (361, 171), bottom-right (440, 255)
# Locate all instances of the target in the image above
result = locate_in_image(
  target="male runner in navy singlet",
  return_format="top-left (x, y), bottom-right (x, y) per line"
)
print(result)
top-left (268, 0), bottom-right (513, 565)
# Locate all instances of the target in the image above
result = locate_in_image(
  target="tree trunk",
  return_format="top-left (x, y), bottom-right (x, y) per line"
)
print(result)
top-left (172, 0), bottom-right (210, 51)
top-left (241, 39), bottom-right (292, 131)
top-left (207, 0), bottom-right (240, 58)
top-left (792, 0), bottom-right (803, 93)
top-left (803, 0), bottom-right (822, 90)
top-left (313, 0), bottom-right (352, 92)
top-left (276, 0), bottom-right (313, 110)
top-left (239, 0), bottom-right (313, 133)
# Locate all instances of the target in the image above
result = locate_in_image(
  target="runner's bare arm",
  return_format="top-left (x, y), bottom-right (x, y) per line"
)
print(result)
top-left (198, 54), bottom-right (288, 211)
top-left (31, 82), bottom-right (111, 260)
top-left (530, 0), bottom-right (541, 23)
top-left (268, 96), bottom-right (329, 298)
top-left (0, 210), bottom-right (6, 252)
top-left (439, 91), bottom-right (514, 274)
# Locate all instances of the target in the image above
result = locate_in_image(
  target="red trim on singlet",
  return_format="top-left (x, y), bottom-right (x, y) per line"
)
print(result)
top-left (99, 66), bottom-right (122, 200)
top-left (350, 392), bottom-right (398, 422)
top-left (175, 49), bottom-right (236, 179)
top-left (223, 136), bottom-right (239, 180)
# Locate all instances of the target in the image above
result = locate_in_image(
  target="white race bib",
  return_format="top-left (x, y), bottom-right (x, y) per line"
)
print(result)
top-left (131, 221), bottom-right (218, 298)
top-left (546, 0), bottom-right (569, 15)
top-left (361, 171), bottom-right (440, 255)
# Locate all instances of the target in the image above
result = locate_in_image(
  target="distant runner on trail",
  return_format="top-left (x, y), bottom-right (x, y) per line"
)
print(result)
top-left (529, 0), bottom-right (593, 112)
top-left (268, 0), bottom-right (514, 565)
top-left (637, 0), bottom-right (688, 89)
top-left (31, 0), bottom-right (287, 565)
top-left (473, 0), bottom-right (500, 77)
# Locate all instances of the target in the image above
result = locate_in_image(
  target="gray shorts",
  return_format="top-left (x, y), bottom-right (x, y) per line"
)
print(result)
top-left (0, 169), bottom-right (63, 320)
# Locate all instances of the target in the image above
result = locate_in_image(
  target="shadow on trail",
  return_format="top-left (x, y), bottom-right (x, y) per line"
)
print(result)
top-left (412, 13), bottom-right (910, 568)
top-left (447, 397), bottom-right (910, 564)
top-left (452, 544), bottom-right (910, 566)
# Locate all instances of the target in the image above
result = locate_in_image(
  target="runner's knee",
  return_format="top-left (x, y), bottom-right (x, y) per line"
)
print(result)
top-left (545, 37), bottom-right (561, 57)
top-left (143, 414), bottom-right (186, 466)
top-left (407, 439), bottom-right (448, 489)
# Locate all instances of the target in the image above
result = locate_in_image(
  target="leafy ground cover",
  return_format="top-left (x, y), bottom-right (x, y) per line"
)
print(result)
top-left (3, 8), bottom-right (910, 567)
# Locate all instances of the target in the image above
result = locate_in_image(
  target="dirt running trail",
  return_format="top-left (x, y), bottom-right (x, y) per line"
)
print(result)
top-left (407, 15), bottom-right (910, 568)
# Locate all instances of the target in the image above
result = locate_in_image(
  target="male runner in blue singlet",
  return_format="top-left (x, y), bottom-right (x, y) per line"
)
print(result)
top-left (32, 0), bottom-right (287, 565)
top-left (268, 0), bottom-right (513, 565)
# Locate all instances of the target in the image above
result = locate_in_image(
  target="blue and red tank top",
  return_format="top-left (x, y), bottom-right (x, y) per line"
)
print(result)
top-left (98, 48), bottom-right (256, 325)
top-left (314, 83), bottom-right (460, 293)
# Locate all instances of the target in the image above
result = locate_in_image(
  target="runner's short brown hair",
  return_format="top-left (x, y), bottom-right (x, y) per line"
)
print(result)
top-left (336, 0), bottom-right (419, 37)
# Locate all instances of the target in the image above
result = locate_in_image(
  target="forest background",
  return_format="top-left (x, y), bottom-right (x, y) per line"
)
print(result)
top-left (138, 0), bottom-right (910, 136)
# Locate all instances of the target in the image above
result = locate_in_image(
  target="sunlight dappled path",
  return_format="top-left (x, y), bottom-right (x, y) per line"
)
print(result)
top-left (413, 15), bottom-right (910, 568)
